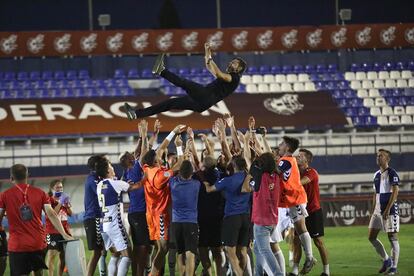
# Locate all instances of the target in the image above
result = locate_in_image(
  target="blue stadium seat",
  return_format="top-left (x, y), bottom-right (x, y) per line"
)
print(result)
top-left (361, 63), bottom-right (372, 72)
top-left (190, 68), bottom-right (201, 76)
top-left (41, 71), bottom-right (53, 80)
top-left (304, 64), bottom-right (315, 73)
top-left (54, 71), bottom-right (65, 80)
top-left (4, 72), bottom-right (16, 81)
top-left (259, 65), bottom-right (271, 74)
top-left (66, 70), bottom-right (77, 80)
top-left (179, 68), bottom-right (190, 76)
top-left (293, 65), bottom-right (304, 73)
top-left (114, 69), bottom-right (126, 79)
top-left (282, 65), bottom-right (293, 74)
top-left (344, 107), bottom-right (357, 116)
top-left (408, 61), bottom-right (414, 70)
top-left (316, 64), bottom-right (327, 73)
top-left (328, 64), bottom-right (337, 72)
top-left (350, 63), bottom-right (360, 72)
top-left (358, 107), bottom-right (370, 116)
top-left (247, 66), bottom-right (258, 75)
top-left (141, 69), bottom-right (153, 78)
top-left (78, 70), bottom-right (90, 79)
top-left (29, 71), bottom-right (41, 81)
top-left (17, 72), bottom-right (28, 81)
top-left (127, 69), bottom-right (140, 79)
top-left (271, 65), bottom-right (281, 74)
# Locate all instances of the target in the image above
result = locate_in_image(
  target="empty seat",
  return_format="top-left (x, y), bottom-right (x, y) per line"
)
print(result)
top-left (366, 71), bottom-right (378, 80)
top-left (293, 83), bottom-right (305, 92)
top-left (396, 79), bottom-right (408, 88)
top-left (409, 79), bottom-right (414, 87)
top-left (394, 106), bottom-right (405, 115)
top-left (280, 83), bottom-right (293, 92)
top-left (263, 74), bottom-right (275, 83)
top-left (304, 82), bottom-right (316, 91)
top-left (362, 80), bottom-right (373, 89)
top-left (385, 79), bottom-right (396, 88)
top-left (370, 107), bottom-right (381, 116)
top-left (257, 83), bottom-right (269, 93)
top-left (269, 83), bottom-right (281, 92)
top-left (388, 115), bottom-right (401, 125)
top-left (286, 74), bottom-right (298, 82)
top-left (401, 115), bottom-right (413, 125)
top-left (363, 98), bottom-right (375, 107)
top-left (344, 72), bottom-right (355, 80)
top-left (375, 97), bottom-right (387, 106)
top-left (298, 74), bottom-right (310, 82)
top-left (357, 89), bottom-right (368, 98)
top-left (377, 116), bottom-right (389, 126)
top-left (373, 80), bottom-right (385, 89)
top-left (350, 80), bottom-right (361, 89)
top-left (66, 70), bottom-right (77, 80)
top-left (401, 70), bottom-right (412, 79)
top-left (252, 74), bottom-right (264, 84)
top-left (368, 89), bottom-right (380, 98)
top-left (406, 106), bottom-right (414, 114)
top-left (378, 71), bottom-right (390, 80)
top-left (355, 72), bottom-right (366, 80)
top-left (382, 106), bottom-right (393, 115)
top-left (246, 84), bottom-right (258, 93)
top-left (114, 69), bottom-right (126, 79)
top-left (127, 69), bottom-right (140, 79)
top-left (275, 74), bottom-right (286, 83)
top-left (240, 75), bottom-right (252, 84)
top-left (389, 71), bottom-right (401, 79)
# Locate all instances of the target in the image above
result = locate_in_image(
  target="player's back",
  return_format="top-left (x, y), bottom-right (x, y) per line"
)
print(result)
top-left (143, 165), bottom-right (172, 215)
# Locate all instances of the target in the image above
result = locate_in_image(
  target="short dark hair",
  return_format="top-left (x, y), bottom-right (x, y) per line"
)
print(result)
top-left (49, 179), bottom-right (62, 196)
top-left (299, 148), bottom-right (314, 164)
top-left (95, 158), bottom-right (111, 179)
top-left (234, 57), bottom-right (247, 74)
top-left (87, 154), bottom-right (106, 170)
top-left (119, 151), bottom-right (134, 168)
top-left (142, 150), bottom-right (157, 166)
top-left (378, 148), bottom-right (391, 160)
top-left (10, 164), bottom-right (28, 182)
top-left (231, 155), bottom-right (247, 172)
top-left (283, 136), bottom-right (299, 153)
top-left (179, 160), bottom-right (193, 179)
top-left (203, 155), bottom-right (217, 169)
top-left (259, 152), bottom-right (276, 174)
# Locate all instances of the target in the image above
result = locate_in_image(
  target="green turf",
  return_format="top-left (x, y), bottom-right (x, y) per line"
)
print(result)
top-left (4, 224), bottom-right (414, 275)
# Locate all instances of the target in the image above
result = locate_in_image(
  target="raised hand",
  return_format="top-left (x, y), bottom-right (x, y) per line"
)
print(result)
top-left (224, 113), bottom-right (234, 127)
top-left (140, 119), bottom-right (148, 136)
top-left (216, 118), bottom-right (226, 132)
top-left (174, 135), bottom-right (183, 147)
top-left (153, 119), bottom-right (162, 133)
top-left (173, 124), bottom-right (187, 134)
top-left (187, 127), bottom-right (195, 140)
top-left (198, 133), bottom-right (207, 141)
top-left (248, 116), bottom-right (255, 131)
top-left (212, 123), bottom-right (220, 137)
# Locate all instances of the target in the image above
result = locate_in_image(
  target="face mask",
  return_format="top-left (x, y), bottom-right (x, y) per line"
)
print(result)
top-left (54, 191), bottom-right (63, 198)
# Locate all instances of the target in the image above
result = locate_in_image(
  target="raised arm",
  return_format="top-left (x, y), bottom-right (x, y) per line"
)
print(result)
top-left (139, 120), bottom-right (149, 163)
top-left (186, 127), bottom-right (200, 168)
top-left (171, 135), bottom-right (184, 171)
top-left (215, 118), bottom-right (232, 164)
top-left (260, 126), bottom-right (272, 153)
top-left (156, 124), bottom-right (186, 161)
top-left (149, 119), bottom-right (162, 150)
top-left (224, 113), bottom-right (242, 153)
top-left (243, 130), bottom-right (253, 168)
top-left (198, 133), bottom-right (214, 157)
top-left (134, 122), bottom-right (143, 159)
top-left (204, 43), bottom-right (232, 82)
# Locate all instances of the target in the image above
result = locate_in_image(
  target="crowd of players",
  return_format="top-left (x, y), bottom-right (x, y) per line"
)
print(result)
top-left (0, 114), bottom-right (400, 276)
top-left (83, 115), bottom-right (331, 276)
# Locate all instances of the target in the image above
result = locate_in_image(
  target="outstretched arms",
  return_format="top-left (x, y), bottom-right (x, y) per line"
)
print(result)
top-left (204, 43), bottom-right (232, 82)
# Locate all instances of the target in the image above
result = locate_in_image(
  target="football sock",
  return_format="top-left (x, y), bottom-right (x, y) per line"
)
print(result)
top-left (323, 264), bottom-right (330, 275)
top-left (292, 263), bottom-right (299, 275)
top-left (299, 232), bottom-right (313, 259)
top-left (274, 249), bottom-right (286, 276)
top-left (99, 255), bottom-right (107, 276)
top-left (390, 239), bottom-right (400, 268)
top-left (117, 257), bottom-right (131, 276)
top-left (108, 256), bottom-right (119, 276)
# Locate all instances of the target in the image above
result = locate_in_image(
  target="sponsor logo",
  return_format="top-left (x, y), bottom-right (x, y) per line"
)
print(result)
top-left (398, 202), bottom-right (413, 223)
top-left (0, 34), bottom-right (18, 54)
top-left (27, 34), bottom-right (45, 54)
top-left (281, 29), bottom-right (298, 49)
top-left (206, 31), bottom-right (224, 50)
top-left (404, 27), bottom-right (414, 44)
top-left (355, 27), bottom-right (372, 46)
top-left (156, 32), bottom-right (173, 51)
top-left (106, 33), bottom-right (124, 52)
top-left (182, 31), bottom-right (198, 51)
top-left (380, 26), bottom-right (396, 45)
top-left (330, 27), bottom-right (347, 47)
top-left (326, 204), bottom-right (370, 225)
top-left (256, 30), bottom-right (273, 49)
top-left (263, 94), bottom-right (304, 115)
top-left (80, 33), bottom-right (98, 53)
top-left (54, 34), bottom-right (72, 53)
top-left (232, 31), bottom-right (248, 50)
top-left (306, 29), bottom-right (323, 48)
top-left (131, 32), bottom-right (149, 52)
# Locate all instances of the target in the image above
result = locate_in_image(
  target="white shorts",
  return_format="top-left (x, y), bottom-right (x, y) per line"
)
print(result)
top-left (269, 226), bottom-right (283, 243)
top-left (102, 219), bottom-right (130, 252)
top-left (289, 204), bottom-right (309, 223)
top-left (277, 208), bottom-right (293, 234)
top-left (369, 213), bottom-right (400, 233)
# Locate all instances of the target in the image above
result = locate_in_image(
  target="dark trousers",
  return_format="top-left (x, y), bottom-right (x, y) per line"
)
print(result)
top-left (134, 70), bottom-right (211, 117)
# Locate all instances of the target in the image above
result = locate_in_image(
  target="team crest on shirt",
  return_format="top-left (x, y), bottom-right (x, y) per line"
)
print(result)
top-left (263, 94), bottom-right (304, 115)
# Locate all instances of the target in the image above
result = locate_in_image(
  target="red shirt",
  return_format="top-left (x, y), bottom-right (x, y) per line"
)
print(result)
top-left (302, 167), bottom-right (321, 214)
top-left (0, 184), bottom-right (50, 252)
top-left (252, 172), bottom-right (281, 226)
top-left (45, 196), bottom-right (71, 235)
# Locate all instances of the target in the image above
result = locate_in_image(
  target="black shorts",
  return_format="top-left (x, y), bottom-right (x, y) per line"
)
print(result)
top-left (170, 222), bottom-right (198, 254)
top-left (0, 230), bottom-right (8, 257)
top-left (46, 233), bottom-right (64, 251)
top-left (9, 250), bottom-right (47, 276)
top-left (222, 214), bottom-right (250, 247)
top-left (305, 208), bottom-right (324, 238)
top-left (128, 211), bottom-right (150, 246)
top-left (84, 218), bottom-right (104, 251)
top-left (198, 217), bottom-right (222, 248)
